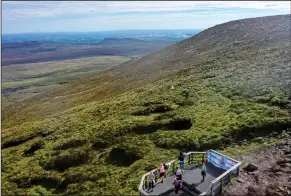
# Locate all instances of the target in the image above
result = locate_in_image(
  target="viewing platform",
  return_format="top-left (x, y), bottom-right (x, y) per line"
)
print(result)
top-left (139, 150), bottom-right (242, 196)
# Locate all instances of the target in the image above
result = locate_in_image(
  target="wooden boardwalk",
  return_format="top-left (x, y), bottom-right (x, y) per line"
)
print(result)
top-left (145, 163), bottom-right (225, 196)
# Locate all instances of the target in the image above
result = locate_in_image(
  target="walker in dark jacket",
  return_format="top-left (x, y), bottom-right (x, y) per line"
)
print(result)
top-left (178, 152), bottom-right (186, 170)
top-left (201, 163), bottom-right (207, 182)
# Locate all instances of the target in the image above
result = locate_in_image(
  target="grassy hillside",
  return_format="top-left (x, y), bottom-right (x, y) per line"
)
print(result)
top-left (2, 15), bottom-right (291, 195)
top-left (3, 14), bottom-right (290, 128)
top-left (2, 56), bottom-right (131, 108)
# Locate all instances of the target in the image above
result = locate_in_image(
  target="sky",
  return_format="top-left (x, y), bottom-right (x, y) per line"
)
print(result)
top-left (2, 1), bottom-right (290, 34)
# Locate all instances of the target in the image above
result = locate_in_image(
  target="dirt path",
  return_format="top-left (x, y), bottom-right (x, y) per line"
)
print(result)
top-left (224, 137), bottom-right (291, 196)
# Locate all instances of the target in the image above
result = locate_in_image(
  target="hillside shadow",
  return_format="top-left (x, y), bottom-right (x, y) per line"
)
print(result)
top-left (105, 147), bottom-right (141, 166)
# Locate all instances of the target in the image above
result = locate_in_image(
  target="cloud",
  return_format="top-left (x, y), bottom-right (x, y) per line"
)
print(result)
top-left (8, 11), bottom-right (280, 33)
top-left (3, 1), bottom-right (289, 33)
top-left (2, 1), bottom-right (290, 20)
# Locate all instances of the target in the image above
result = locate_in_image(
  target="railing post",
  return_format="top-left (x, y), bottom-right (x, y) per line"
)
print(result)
top-left (145, 176), bottom-right (148, 190)
top-left (228, 172), bottom-right (231, 183)
top-left (202, 153), bottom-right (205, 164)
top-left (191, 153), bottom-right (193, 164)
top-left (172, 161), bottom-right (175, 175)
top-left (237, 166), bottom-right (240, 176)
top-left (188, 154), bottom-right (191, 165)
top-left (220, 178), bottom-right (223, 194)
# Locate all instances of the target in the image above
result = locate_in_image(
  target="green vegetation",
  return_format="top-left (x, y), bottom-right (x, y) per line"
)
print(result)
top-left (2, 75), bottom-right (290, 195)
top-left (2, 15), bottom-right (291, 195)
top-left (2, 56), bottom-right (130, 107)
top-left (220, 134), bottom-right (288, 158)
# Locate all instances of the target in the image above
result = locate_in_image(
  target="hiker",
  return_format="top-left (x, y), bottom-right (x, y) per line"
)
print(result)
top-left (175, 167), bottom-right (183, 180)
top-left (163, 162), bottom-right (169, 177)
top-left (201, 162), bottom-right (207, 182)
top-left (173, 177), bottom-right (182, 196)
top-left (158, 163), bottom-right (165, 183)
top-left (178, 151), bottom-right (186, 170)
top-left (148, 171), bottom-right (155, 192)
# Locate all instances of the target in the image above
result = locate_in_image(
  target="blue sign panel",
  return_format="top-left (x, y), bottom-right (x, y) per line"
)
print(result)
top-left (207, 151), bottom-right (238, 174)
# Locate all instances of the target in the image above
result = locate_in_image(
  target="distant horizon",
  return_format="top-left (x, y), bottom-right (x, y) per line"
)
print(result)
top-left (2, 29), bottom-right (202, 44)
top-left (3, 1), bottom-right (289, 34)
top-left (2, 29), bottom-right (203, 36)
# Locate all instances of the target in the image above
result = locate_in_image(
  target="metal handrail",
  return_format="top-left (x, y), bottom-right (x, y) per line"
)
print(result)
top-left (208, 150), bottom-right (240, 164)
top-left (139, 150), bottom-right (241, 196)
top-left (199, 150), bottom-right (242, 196)
top-left (138, 158), bottom-right (179, 196)
top-left (211, 162), bottom-right (241, 184)
top-left (138, 151), bottom-right (207, 195)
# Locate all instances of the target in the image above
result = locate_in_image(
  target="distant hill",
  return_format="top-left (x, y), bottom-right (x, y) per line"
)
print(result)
top-left (1, 41), bottom-right (45, 49)
top-left (99, 38), bottom-right (146, 45)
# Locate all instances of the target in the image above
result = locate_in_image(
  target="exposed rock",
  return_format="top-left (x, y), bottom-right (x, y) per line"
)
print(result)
top-left (275, 171), bottom-right (284, 176)
top-left (270, 132), bottom-right (279, 137)
top-left (266, 189), bottom-right (284, 196)
top-left (237, 178), bottom-right (244, 183)
top-left (276, 158), bottom-right (290, 165)
top-left (265, 183), bottom-right (287, 196)
top-left (280, 163), bottom-right (291, 168)
top-left (247, 185), bottom-right (261, 196)
top-left (254, 137), bottom-right (264, 142)
top-left (251, 171), bottom-right (259, 175)
top-left (283, 149), bottom-right (291, 154)
top-left (281, 130), bottom-right (289, 137)
top-left (244, 163), bottom-right (259, 172)
top-left (271, 165), bottom-right (283, 173)
top-left (242, 139), bottom-right (248, 145)
top-left (224, 139), bottom-right (291, 196)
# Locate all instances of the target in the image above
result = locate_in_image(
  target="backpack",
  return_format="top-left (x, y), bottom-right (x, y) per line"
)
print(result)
top-left (179, 155), bottom-right (184, 161)
top-left (164, 163), bottom-right (169, 170)
top-left (174, 180), bottom-right (182, 188)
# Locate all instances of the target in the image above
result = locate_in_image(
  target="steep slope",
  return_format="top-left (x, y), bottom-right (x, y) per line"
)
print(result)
top-left (2, 14), bottom-right (291, 196)
top-left (3, 14), bottom-right (290, 128)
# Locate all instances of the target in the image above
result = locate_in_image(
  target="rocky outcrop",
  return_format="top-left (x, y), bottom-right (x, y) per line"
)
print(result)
top-left (224, 138), bottom-right (291, 196)
top-left (244, 163), bottom-right (259, 172)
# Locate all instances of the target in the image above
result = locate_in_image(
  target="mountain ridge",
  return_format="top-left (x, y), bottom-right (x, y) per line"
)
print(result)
top-left (3, 14), bottom-right (290, 128)
top-left (98, 37), bottom-right (147, 45)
